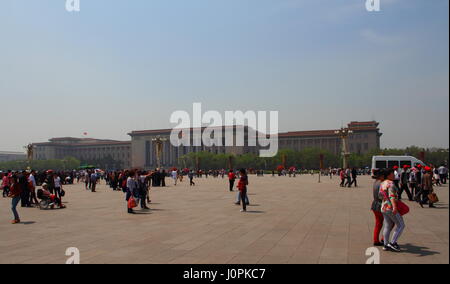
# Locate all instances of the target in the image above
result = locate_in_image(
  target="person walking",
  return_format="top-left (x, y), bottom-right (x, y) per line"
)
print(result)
top-left (171, 169), bottom-right (178, 186)
top-left (393, 166), bottom-right (400, 190)
top-left (90, 171), bottom-right (98, 192)
top-left (237, 169), bottom-right (249, 212)
top-left (126, 171), bottom-right (137, 214)
top-left (350, 167), bottom-right (358, 187)
top-left (339, 169), bottom-right (345, 187)
top-left (19, 171), bottom-right (31, 207)
top-left (433, 167), bottom-right (441, 186)
top-left (344, 168), bottom-right (352, 188)
top-left (438, 165), bottom-right (448, 184)
top-left (1, 171), bottom-right (11, 198)
top-left (409, 167), bottom-right (419, 200)
top-left (138, 171), bottom-right (150, 210)
top-left (28, 170), bottom-right (39, 206)
top-left (9, 175), bottom-right (22, 224)
top-left (380, 169), bottom-right (406, 252)
top-left (419, 167), bottom-right (435, 208)
top-left (53, 173), bottom-right (63, 200)
top-left (371, 169), bottom-right (385, 246)
top-left (228, 170), bottom-right (236, 192)
top-left (399, 165), bottom-right (413, 201)
top-left (188, 171), bottom-right (195, 186)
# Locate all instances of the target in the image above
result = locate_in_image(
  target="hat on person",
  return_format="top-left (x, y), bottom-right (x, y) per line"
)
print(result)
top-left (403, 165), bottom-right (409, 169)
top-left (393, 166), bottom-right (399, 170)
top-left (425, 166), bottom-right (432, 172)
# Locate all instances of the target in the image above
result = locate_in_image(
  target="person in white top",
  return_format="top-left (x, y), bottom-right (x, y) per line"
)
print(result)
top-left (53, 174), bottom-right (63, 200)
top-left (28, 171), bottom-right (39, 206)
top-left (171, 170), bottom-right (178, 186)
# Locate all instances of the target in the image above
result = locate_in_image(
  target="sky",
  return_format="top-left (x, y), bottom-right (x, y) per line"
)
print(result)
top-left (0, 0), bottom-right (448, 152)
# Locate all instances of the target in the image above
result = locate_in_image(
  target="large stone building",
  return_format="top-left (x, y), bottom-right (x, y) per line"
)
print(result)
top-left (278, 121), bottom-right (382, 155)
top-left (129, 126), bottom-right (258, 169)
top-left (31, 121), bottom-right (381, 170)
top-left (0, 151), bottom-right (27, 162)
top-left (129, 121), bottom-right (382, 169)
top-left (32, 137), bottom-right (131, 169)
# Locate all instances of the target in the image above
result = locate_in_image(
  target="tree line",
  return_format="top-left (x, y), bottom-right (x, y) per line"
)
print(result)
top-left (1, 146), bottom-right (447, 171)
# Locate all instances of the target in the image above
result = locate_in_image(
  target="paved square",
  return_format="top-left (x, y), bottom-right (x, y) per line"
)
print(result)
top-left (0, 175), bottom-right (448, 264)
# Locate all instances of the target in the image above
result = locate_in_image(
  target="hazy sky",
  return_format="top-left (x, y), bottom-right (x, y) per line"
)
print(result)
top-left (1, 0), bottom-right (448, 152)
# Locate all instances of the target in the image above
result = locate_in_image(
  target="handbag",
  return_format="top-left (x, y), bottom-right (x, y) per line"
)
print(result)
top-left (128, 197), bottom-right (137, 209)
top-left (60, 189), bottom-right (66, 197)
top-left (396, 200), bottom-right (409, 216)
top-left (381, 188), bottom-right (409, 216)
top-left (428, 192), bottom-right (439, 204)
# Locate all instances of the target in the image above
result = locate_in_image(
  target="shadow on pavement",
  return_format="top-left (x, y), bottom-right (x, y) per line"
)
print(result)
top-left (401, 243), bottom-right (440, 257)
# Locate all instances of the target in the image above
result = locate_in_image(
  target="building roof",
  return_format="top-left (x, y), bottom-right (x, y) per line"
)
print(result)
top-left (33, 138), bottom-right (131, 147)
top-left (128, 125), bottom-right (249, 136)
top-left (0, 151), bottom-right (26, 155)
top-left (278, 130), bottom-right (339, 138)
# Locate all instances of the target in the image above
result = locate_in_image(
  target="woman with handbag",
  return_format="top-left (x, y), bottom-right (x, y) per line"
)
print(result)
top-left (420, 167), bottom-right (436, 208)
top-left (126, 171), bottom-right (138, 214)
top-left (380, 169), bottom-right (407, 252)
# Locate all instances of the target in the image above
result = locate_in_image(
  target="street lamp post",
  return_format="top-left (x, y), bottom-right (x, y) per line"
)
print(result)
top-left (335, 128), bottom-right (353, 169)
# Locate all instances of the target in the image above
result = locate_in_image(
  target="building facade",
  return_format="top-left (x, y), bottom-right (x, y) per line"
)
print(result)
top-left (278, 121), bottom-right (382, 156)
top-left (129, 126), bottom-right (257, 169)
top-left (32, 138), bottom-right (131, 169)
top-left (31, 121), bottom-right (381, 170)
top-left (0, 151), bottom-right (27, 162)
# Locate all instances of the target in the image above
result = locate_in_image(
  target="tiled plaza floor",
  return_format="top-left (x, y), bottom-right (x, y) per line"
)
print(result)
top-left (0, 175), bottom-right (448, 264)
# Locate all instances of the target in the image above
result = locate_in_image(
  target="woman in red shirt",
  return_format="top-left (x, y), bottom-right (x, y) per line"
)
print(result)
top-left (228, 170), bottom-right (236, 192)
top-left (8, 175), bottom-right (22, 224)
top-left (237, 169), bottom-right (249, 212)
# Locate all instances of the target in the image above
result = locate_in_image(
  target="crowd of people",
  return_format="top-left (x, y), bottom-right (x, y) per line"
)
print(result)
top-left (0, 170), bottom-right (68, 224)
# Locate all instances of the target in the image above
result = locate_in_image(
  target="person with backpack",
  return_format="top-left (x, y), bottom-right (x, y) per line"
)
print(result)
top-left (228, 170), bottom-right (236, 192)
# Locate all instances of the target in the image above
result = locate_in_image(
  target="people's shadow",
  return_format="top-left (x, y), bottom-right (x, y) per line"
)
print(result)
top-left (401, 243), bottom-right (440, 257)
top-left (134, 211), bottom-right (152, 215)
top-left (21, 221), bottom-right (36, 225)
top-left (245, 210), bottom-right (265, 214)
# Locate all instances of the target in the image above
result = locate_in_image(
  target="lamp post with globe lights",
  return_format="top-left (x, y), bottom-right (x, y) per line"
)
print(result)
top-left (335, 128), bottom-right (353, 169)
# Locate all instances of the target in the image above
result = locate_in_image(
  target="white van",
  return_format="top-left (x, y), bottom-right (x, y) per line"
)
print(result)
top-left (371, 156), bottom-right (425, 170)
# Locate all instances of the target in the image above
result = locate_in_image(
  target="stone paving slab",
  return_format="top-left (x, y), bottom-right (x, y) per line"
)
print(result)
top-left (0, 175), bottom-right (448, 264)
